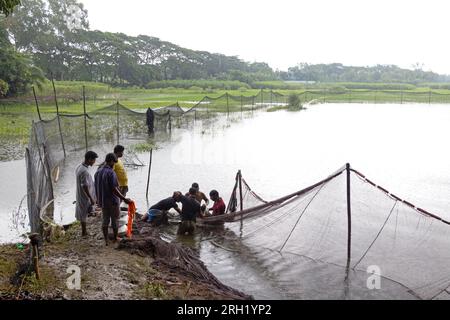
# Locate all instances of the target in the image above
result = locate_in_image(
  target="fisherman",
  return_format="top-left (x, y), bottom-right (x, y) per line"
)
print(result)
top-left (186, 182), bottom-right (209, 217)
top-left (141, 192), bottom-right (182, 225)
top-left (176, 188), bottom-right (201, 235)
top-left (113, 145), bottom-right (129, 198)
top-left (146, 108), bottom-right (155, 134)
top-left (75, 151), bottom-right (98, 237)
top-left (95, 153), bottom-right (131, 246)
top-left (208, 190), bottom-right (226, 216)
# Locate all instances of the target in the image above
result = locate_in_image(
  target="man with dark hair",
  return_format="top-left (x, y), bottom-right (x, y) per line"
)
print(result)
top-left (141, 192), bottom-right (182, 225)
top-left (208, 190), bottom-right (226, 216)
top-left (176, 188), bottom-right (201, 235)
top-left (187, 182), bottom-right (209, 216)
top-left (113, 145), bottom-right (128, 198)
top-left (75, 151), bottom-right (98, 237)
top-left (95, 153), bottom-right (131, 246)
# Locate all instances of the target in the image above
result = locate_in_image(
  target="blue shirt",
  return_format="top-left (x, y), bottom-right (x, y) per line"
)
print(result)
top-left (95, 165), bottom-right (119, 208)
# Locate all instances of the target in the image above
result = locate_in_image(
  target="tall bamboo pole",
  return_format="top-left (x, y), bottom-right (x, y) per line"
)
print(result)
top-left (145, 149), bottom-right (153, 199)
top-left (32, 86), bottom-right (42, 121)
top-left (83, 86), bottom-right (88, 152)
top-left (345, 163), bottom-right (352, 276)
top-left (51, 76), bottom-right (66, 158)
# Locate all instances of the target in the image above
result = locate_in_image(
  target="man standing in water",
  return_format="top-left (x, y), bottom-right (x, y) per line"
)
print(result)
top-left (95, 153), bottom-right (131, 246)
top-left (113, 145), bottom-right (129, 198)
top-left (186, 183), bottom-right (209, 217)
top-left (176, 188), bottom-right (201, 235)
top-left (75, 151), bottom-right (98, 237)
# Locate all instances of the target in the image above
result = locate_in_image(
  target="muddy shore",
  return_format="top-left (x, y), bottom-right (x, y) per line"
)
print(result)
top-left (0, 214), bottom-right (252, 300)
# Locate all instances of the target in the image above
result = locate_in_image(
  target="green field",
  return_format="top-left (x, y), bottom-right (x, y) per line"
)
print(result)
top-left (2, 80), bottom-right (450, 161)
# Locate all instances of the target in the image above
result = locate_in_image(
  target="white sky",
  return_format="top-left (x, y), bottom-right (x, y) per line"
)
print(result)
top-left (79, 0), bottom-right (450, 74)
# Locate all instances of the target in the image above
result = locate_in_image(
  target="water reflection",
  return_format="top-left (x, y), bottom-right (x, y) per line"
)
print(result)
top-left (3, 104), bottom-right (450, 298)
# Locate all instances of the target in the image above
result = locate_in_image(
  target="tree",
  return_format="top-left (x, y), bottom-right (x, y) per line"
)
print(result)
top-left (0, 17), bottom-right (45, 96)
top-left (3, 0), bottom-right (277, 87)
top-left (0, 0), bottom-right (21, 16)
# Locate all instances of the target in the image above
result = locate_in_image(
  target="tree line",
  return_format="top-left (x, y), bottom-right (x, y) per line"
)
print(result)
top-left (279, 63), bottom-right (450, 84)
top-left (1, 0), bottom-right (449, 98)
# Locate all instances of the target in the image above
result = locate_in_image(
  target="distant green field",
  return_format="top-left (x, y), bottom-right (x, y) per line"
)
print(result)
top-left (2, 80), bottom-right (450, 161)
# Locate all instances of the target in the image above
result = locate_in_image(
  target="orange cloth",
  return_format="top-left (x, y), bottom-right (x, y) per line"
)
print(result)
top-left (126, 201), bottom-right (136, 238)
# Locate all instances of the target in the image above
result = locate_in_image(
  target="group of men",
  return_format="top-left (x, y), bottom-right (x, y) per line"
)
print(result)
top-left (75, 145), bottom-right (131, 246)
top-left (75, 145), bottom-right (227, 245)
top-left (141, 183), bottom-right (226, 235)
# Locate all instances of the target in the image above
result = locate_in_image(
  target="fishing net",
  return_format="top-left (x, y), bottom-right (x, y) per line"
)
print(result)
top-left (202, 166), bottom-right (450, 299)
top-left (25, 90), bottom-right (285, 236)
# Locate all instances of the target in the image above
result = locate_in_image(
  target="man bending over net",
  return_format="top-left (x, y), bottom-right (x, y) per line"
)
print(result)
top-left (141, 192), bottom-right (182, 226)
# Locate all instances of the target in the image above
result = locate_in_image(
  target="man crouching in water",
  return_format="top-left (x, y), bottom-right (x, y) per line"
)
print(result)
top-left (175, 188), bottom-right (201, 236)
top-left (141, 192), bottom-right (182, 225)
top-left (95, 153), bottom-right (132, 246)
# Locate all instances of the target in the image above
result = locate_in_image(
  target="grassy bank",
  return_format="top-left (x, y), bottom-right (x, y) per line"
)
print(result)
top-left (0, 214), bottom-right (251, 300)
top-left (2, 80), bottom-right (450, 161)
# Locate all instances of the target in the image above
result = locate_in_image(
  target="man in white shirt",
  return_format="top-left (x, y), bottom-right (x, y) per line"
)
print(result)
top-left (75, 151), bottom-right (98, 237)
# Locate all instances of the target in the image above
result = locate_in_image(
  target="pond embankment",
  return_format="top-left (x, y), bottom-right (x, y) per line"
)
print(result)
top-left (0, 214), bottom-right (251, 300)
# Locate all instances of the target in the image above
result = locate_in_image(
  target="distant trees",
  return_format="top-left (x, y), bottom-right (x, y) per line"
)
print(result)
top-left (2, 0), bottom-right (449, 97)
top-left (0, 0), bottom-right (21, 16)
top-left (0, 12), bottom-right (45, 97)
top-left (281, 63), bottom-right (447, 83)
top-left (2, 0), bottom-right (278, 89)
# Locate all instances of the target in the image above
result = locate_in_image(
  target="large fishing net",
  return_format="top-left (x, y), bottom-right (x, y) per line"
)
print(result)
top-left (201, 166), bottom-right (450, 300)
top-left (25, 90), bottom-right (283, 236)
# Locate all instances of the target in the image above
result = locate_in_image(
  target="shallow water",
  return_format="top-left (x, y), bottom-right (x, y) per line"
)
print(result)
top-left (2, 103), bottom-right (450, 298)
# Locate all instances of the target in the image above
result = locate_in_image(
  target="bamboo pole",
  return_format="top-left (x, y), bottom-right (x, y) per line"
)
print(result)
top-left (226, 92), bottom-right (229, 117)
top-left (238, 170), bottom-right (243, 212)
top-left (345, 163), bottom-right (352, 276)
top-left (116, 101), bottom-right (120, 145)
top-left (240, 95), bottom-right (243, 114)
top-left (32, 86), bottom-right (42, 121)
top-left (29, 233), bottom-right (40, 280)
top-left (83, 86), bottom-right (88, 152)
top-left (51, 77), bottom-right (66, 158)
top-left (145, 148), bottom-right (153, 200)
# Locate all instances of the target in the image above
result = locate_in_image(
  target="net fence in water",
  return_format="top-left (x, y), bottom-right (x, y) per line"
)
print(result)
top-left (25, 90), bottom-right (282, 237)
top-left (202, 165), bottom-right (450, 300)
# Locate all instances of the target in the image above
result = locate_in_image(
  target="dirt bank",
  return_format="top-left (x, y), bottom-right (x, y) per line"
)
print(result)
top-left (0, 214), bottom-right (252, 300)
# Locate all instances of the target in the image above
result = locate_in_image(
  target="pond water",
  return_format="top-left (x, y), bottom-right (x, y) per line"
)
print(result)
top-left (2, 103), bottom-right (450, 299)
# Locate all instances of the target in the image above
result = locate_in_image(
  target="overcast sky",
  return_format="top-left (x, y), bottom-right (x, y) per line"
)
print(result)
top-left (79, 0), bottom-right (450, 74)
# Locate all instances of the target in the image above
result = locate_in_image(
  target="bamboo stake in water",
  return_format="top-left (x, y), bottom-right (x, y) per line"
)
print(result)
top-left (145, 148), bottom-right (153, 199)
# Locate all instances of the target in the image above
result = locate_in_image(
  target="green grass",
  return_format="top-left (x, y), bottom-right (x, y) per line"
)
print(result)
top-left (2, 80), bottom-right (450, 161)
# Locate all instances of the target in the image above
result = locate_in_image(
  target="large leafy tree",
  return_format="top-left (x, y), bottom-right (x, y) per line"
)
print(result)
top-left (6, 0), bottom-right (88, 80)
top-left (0, 0), bottom-right (21, 16)
top-left (0, 17), bottom-right (45, 96)
top-left (3, 0), bottom-right (277, 87)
